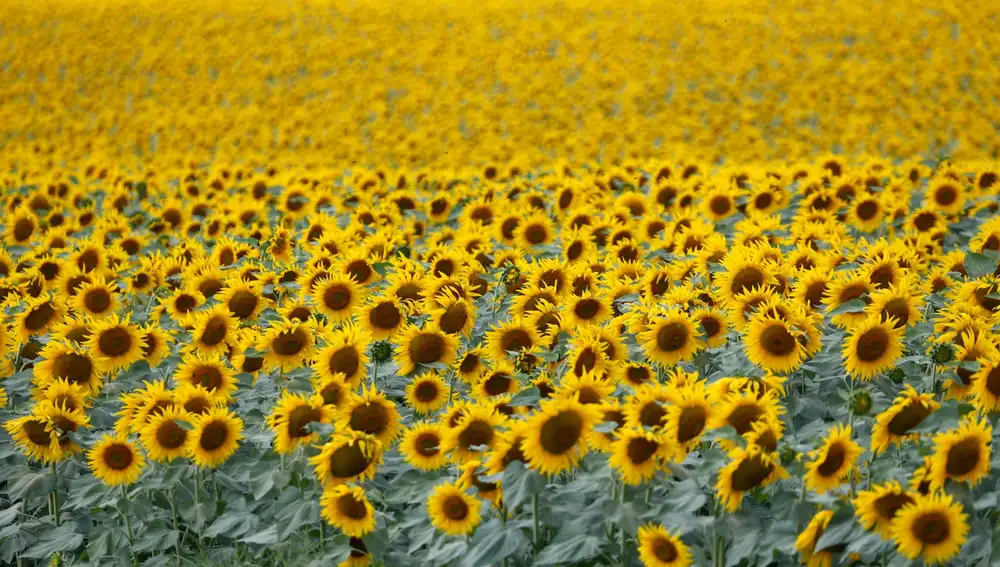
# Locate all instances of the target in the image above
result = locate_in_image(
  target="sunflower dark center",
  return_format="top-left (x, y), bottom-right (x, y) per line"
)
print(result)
top-left (652, 536), bottom-right (679, 563)
top-left (346, 260), bottom-right (372, 284)
top-left (200, 317), bottom-right (227, 346)
top-left (881, 298), bottom-right (910, 327)
top-left (500, 329), bottom-right (532, 353)
top-left (83, 288), bottom-right (112, 313)
top-left (640, 402), bottom-right (667, 428)
top-left (156, 420), bottom-right (188, 449)
top-left (945, 437), bottom-right (982, 477)
top-left (574, 298), bottom-right (601, 320)
top-left (986, 366), bottom-right (1000, 397)
top-left (415, 432), bottom-right (440, 457)
top-left (727, 404), bottom-right (763, 435)
top-left (328, 346), bottom-right (360, 378)
top-left (411, 333), bottom-right (446, 365)
top-left (349, 402), bottom-right (389, 436)
top-left (24, 302), bottom-right (57, 331)
top-left (324, 285), bottom-right (352, 311)
top-left (913, 212), bottom-right (937, 231)
top-left (483, 374), bottom-right (511, 397)
top-left (459, 353), bottom-right (480, 374)
top-left (626, 365), bottom-right (651, 385)
top-left (175, 294), bottom-right (197, 313)
top-left (857, 199), bottom-right (878, 220)
top-left (104, 444), bottom-right (135, 470)
top-left (184, 397), bottom-right (211, 415)
top-left (192, 365), bottom-right (223, 391)
top-left (241, 356), bottom-right (264, 373)
top-left (912, 511), bottom-right (950, 545)
top-left (626, 436), bottom-right (659, 464)
top-left (677, 405), bottom-right (707, 443)
top-left (443, 494), bottom-right (470, 521)
top-left (274, 328), bottom-right (308, 356)
top-left (228, 291), bottom-right (259, 319)
top-left (856, 327), bottom-right (889, 363)
top-left (198, 278), bottom-right (223, 297)
top-left (414, 380), bottom-right (441, 402)
top-left (370, 302), bottom-right (402, 330)
top-left (699, 315), bottom-right (721, 338)
top-left (817, 442), bottom-right (847, 476)
top-left (761, 323), bottom-right (796, 356)
top-left (330, 443), bottom-right (372, 479)
top-left (13, 218), bottom-right (34, 241)
top-left (457, 419), bottom-right (495, 449)
top-left (874, 492), bottom-right (914, 521)
top-left (887, 402), bottom-right (932, 435)
top-left (656, 322), bottom-right (689, 353)
top-left (52, 352), bottom-right (93, 384)
top-left (199, 420), bottom-right (229, 451)
top-left (731, 455), bottom-right (774, 491)
top-left (336, 493), bottom-right (369, 520)
top-left (731, 267), bottom-right (765, 295)
top-left (288, 405), bottom-right (321, 438)
top-left (539, 410), bottom-right (583, 455)
top-left (935, 184), bottom-right (958, 206)
top-left (524, 224), bottom-right (548, 245)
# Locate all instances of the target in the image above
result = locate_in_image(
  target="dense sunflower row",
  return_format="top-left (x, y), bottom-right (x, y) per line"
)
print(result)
top-left (1, 153), bottom-right (999, 567)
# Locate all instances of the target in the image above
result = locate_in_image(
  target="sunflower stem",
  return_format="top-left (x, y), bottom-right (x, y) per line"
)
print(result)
top-left (319, 519), bottom-right (326, 552)
top-left (618, 481), bottom-right (628, 567)
top-left (48, 461), bottom-right (61, 527)
top-left (169, 487), bottom-right (182, 560)
top-left (120, 485), bottom-right (137, 567)
top-left (531, 494), bottom-right (540, 551)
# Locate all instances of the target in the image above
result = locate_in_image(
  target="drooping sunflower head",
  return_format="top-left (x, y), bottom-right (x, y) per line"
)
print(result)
top-left (804, 424), bottom-right (863, 494)
top-left (443, 402), bottom-right (506, 464)
top-left (14, 294), bottom-right (64, 341)
top-left (794, 509), bottom-right (842, 567)
top-left (309, 432), bottom-right (384, 487)
top-left (871, 385), bottom-right (939, 454)
top-left (714, 444), bottom-right (788, 512)
top-left (458, 459), bottom-right (502, 504)
top-left (853, 481), bottom-right (917, 538)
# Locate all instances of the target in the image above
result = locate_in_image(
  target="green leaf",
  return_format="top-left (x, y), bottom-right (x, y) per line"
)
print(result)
top-left (241, 525), bottom-right (279, 545)
top-left (205, 511), bottom-right (254, 538)
top-left (827, 298), bottom-right (867, 315)
top-left (22, 525), bottom-right (84, 559)
top-left (7, 473), bottom-right (53, 502)
top-left (534, 533), bottom-right (604, 565)
top-left (507, 387), bottom-right (540, 407)
top-left (502, 461), bottom-right (546, 509)
top-left (0, 503), bottom-right (21, 528)
top-left (279, 499), bottom-right (319, 540)
top-left (460, 519), bottom-right (527, 567)
top-left (964, 252), bottom-right (997, 279)
top-left (594, 421), bottom-right (620, 433)
top-left (661, 480), bottom-right (707, 514)
top-left (814, 516), bottom-right (856, 552)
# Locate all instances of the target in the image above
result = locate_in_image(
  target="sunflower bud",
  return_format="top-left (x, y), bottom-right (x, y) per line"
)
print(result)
top-left (779, 445), bottom-right (797, 466)
top-left (368, 340), bottom-right (393, 365)
top-left (851, 390), bottom-right (873, 416)
top-left (931, 343), bottom-right (954, 363)
top-left (887, 367), bottom-right (906, 384)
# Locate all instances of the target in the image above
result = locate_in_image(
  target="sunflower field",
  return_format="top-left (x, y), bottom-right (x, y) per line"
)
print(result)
top-left (2, 0), bottom-right (1000, 566)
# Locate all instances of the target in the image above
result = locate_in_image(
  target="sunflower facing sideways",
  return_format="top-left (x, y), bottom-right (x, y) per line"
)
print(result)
top-left (309, 432), bottom-right (384, 487)
top-left (870, 385), bottom-right (939, 454)
top-left (267, 391), bottom-right (335, 454)
top-left (637, 523), bottom-right (692, 567)
top-left (185, 406), bottom-right (244, 468)
top-left (715, 444), bottom-right (787, 512)
top-left (88, 434), bottom-right (145, 486)
top-left (609, 428), bottom-right (670, 485)
top-left (426, 482), bottom-right (482, 536)
top-left (890, 492), bottom-right (969, 564)
top-left (854, 481), bottom-right (917, 539)
top-left (928, 416), bottom-right (992, 491)
top-left (320, 485), bottom-right (376, 537)
top-left (520, 397), bottom-right (601, 475)
top-left (803, 424), bottom-right (862, 494)
top-left (795, 509), bottom-right (843, 567)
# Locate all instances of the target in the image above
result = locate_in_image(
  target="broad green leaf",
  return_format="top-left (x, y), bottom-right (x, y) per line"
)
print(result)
top-left (460, 519), bottom-right (527, 567)
top-left (827, 298), bottom-right (867, 315)
top-left (964, 252), bottom-right (997, 279)
top-left (241, 525), bottom-right (279, 545)
top-left (22, 525), bottom-right (84, 559)
top-left (534, 534), bottom-right (604, 565)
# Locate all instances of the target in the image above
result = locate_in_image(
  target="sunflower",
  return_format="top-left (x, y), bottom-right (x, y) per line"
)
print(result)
top-left (174, 351), bottom-right (237, 403)
top-left (823, 273), bottom-right (873, 328)
top-left (14, 294), bottom-right (64, 341)
top-left (972, 354), bottom-right (1000, 411)
top-left (554, 370), bottom-right (614, 405)
top-left (925, 176), bottom-right (966, 215)
top-left (185, 406), bottom-right (244, 468)
top-left (139, 406), bottom-right (193, 462)
top-left (842, 316), bottom-right (904, 380)
top-left (267, 391), bottom-right (335, 454)
top-left (795, 509), bottom-right (842, 567)
top-left (320, 485), bottom-right (376, 537)
top-left (337, 385), bottom-right (401, 445)
top-left (620, 361), bottom-right (655, 388)
top-left (33, 341), bottom-right (103, 395)
top-left (890, 492), bottom-right (968, 564)
top-left (639, 308), bottom-right (703, 366)
top-left (257, 319), bottom-right (316, 372)
top-left (218, 280), bottom-right (268, 322)
top-left (173, 383), bottom-right (221, 416)
top-left (944, 330), bottom-right (997, 400)
top-left (395, 323), bottom-right (458, 375)
top-left (663, 388), bottom-right (712, 461)
top-left (189, 305), bottom-right (239, 356)
top-left (868, 280), bottom-right (923, 329)
top-left (358, 296), bottom-right (407, 340)
top-left (563, 291), bottom-right (612, 328)
top-left (589, 400), bottom-right (626, 452)
top-left (709, 390), bottom-right (783, 438)
top-left (405, 372), bottom-right (449, 413)
top-left (804, 424), bottom-right (862, 494)
top-left (427, 482), bottom-right (482, 536)
top-left (312, 372), bottom-right (351, 410)
top-left (309, 432), bottom-right (384, 487)
top-left (928, 416), bottom-right (992, 491)
top-left (314, 323), bottom-right (371, 388)
top-left (458, 460), bottom-right (502, 504)
top-left (692, 308), bottom-right (728, 348)
top-left (139, 325), bottom-right (173, 368)
top-left (485, 317), bottom-right (540, 362)
top-left (609, 428), bottom-right (669, 485)
top-left (637, 523), bottom-right (692, 567)
top-left (119, 380), bottom-right (176, 434)
top-left (715, 250), bottom-right (775, 299)
top-left (854, 481), bottom-right (917, 538)
top-left (35, 377), bottom-right (91, 413)
top-left (161, 288), bottom-right (205, 325)
top-left (715, 445), bottom-right (787, 512)
top-left (400, 422), bottom-right (448, 471)
top-left (70, 277), bottom-right (120, 320)
top-left (311, 274), bottom-right (363, 322)
top-left (870, 385), bottom-right (939, 454)
top-left (3, 413), bottom-right (65, 463)
top-left (456, 347), bottom-right (487, 383)
top-left (521, 397), bottom-right (601, 475)
top-left (88, 435), bottom-right (145, 486)
top-left (744, 314), bottom-right (805, 374)
top-left (443, 403), bottom-right (506, 463)
top-left (430, 293), bottom-right (476, 337)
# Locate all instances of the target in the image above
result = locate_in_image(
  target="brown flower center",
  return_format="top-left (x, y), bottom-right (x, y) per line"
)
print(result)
top-left (873, 492), bottom-right (914, 522)
top-left (443, 494), bottom-right (469, 521)
top-left (760, 323), bottom-right (796, 356)
top-left (656, 322), bottom-right (689, 353)
top-left (912, 511), bottom-right (950, 545)
top-left (200, 317), bottom-right (228, 346)
top-left (410, 333), bottom-right (446, 365)
top-left (52, 352), bottom-right (93, 384)
top-left (156, 420), bottom-right (188, 449)
top-left (856, 327), bottom-right (889, 362)
top-left (626, 436), bottom-right (659, 464)
top-left (330, 443), bottom-right (372, 479)
top-left (227, 291), bottom-right (259, 320)
top-left (816, 442), bottom-right (847, 477)
top-left (731, 454), bottom-right (774, 491)
top-left (349, 402), bottom-right (389, 436)
top-left (457, 419), bottom-right (495, 450)
top-left (328, 346), bottom-right (360, 379)
top-left (199, 420), bottom-right (230, 451)
top-left (336, 492), bottom-right (369, 520)
top-left (887, 402), bottom-right (932, 436)
top-left (103, 444), bottom-right (135, 470)
top-left (945, 437), bottom-right (982, 477)
top-left (677, 405), bottom-right (707, 444)
top-left (652, 536), bottom-right (679, 562)
top-left (539, 410), bottom-right (583, 455)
